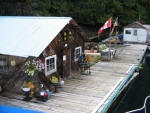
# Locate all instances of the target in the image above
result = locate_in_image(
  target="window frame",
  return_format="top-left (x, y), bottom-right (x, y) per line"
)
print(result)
top-left (74, 46), bottom-right (82, 61)
top-left (133, 30), bottom-right (137, 36)
top-left (125, 30), bottom-right (131, 34)
top-left (45, 55), bottom-right (57, 76)
top-left (0, 58), bottom-right (7, 70)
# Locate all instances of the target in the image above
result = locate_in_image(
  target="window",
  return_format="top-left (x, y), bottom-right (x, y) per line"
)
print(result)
top-left (74, 46), bottom-right (82, 61)
top-left (63, 31), bottom-right (68, 42)
top-left (0, 58), bottom-right (7, 70)
top-left (133, 30), bottom-right (137, 36)
top-left (62, 30), bottom-right (73, 42)
top-left (45, 55), bottom-right (57, 76)
top-left (125, 30), bottom-right (131, 34)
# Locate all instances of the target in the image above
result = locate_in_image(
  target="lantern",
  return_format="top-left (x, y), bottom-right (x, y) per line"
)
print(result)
top-left (10, 60), bottom-right (16, 66)
top-left (64, 37), bottom-right (67, 41)
top-left (68, 31), bottom-right (72, 35)
top-left (68, 31), bottom-right (72, 39)
top-left (63, 32), bottom-right (67, 41)
top-left (64, 32), bottom-right (67, 36)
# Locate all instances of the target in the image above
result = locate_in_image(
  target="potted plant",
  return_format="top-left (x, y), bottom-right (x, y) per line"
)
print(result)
top-left (22, 81), bottom-right (34, 91)
top-left (22, 59), bottom-right (45, 101)
top-left (136, 63), bottom-right (143, 73)
top-left (24, 60), bottom-right (45, 76)
top-left (22, 81), bottom-right (34, 101)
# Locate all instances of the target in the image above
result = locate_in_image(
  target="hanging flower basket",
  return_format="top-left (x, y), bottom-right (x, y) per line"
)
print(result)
top-left (24, 60), bottom-right (45, 76)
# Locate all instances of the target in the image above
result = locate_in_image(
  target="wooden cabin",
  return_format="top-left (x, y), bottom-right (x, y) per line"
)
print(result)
top-left (123, 22), bottom-right (150, 43)
top-left (0, 16), bottom-right (88, 93)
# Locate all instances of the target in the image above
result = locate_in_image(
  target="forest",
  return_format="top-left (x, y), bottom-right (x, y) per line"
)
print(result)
top-left (0, 0), bottom-right (150, 38)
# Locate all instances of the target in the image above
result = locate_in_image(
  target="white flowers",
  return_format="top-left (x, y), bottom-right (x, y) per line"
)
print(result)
top-left (24, 59), bottom-right (45, 76)
top-left (99, 44), bottom-right (107, 51)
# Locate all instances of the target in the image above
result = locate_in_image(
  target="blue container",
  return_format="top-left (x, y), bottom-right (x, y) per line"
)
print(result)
top-left (118, 34), bottom-right (123, 39)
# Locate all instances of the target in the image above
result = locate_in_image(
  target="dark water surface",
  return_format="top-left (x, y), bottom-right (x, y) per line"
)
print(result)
top-left (111, 54), bottom-right (150, 113)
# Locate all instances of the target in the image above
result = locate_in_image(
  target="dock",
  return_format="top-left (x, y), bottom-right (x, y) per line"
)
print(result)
top-left (0, 44), bottom-right (147, 113)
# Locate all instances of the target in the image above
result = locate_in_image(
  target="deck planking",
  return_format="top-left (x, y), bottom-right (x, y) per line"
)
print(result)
top-left (0, 44), bottom-right (147, 113)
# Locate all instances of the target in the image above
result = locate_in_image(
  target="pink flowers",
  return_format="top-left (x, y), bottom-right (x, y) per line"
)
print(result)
top-left (36, 59), bottom-right (45, 71)
top-left (24, 59), bottom-right (45, 76)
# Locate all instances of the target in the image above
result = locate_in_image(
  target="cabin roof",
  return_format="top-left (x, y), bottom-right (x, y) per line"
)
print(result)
top-left (124, 21), bottom-right (150, 30)
top-left (0, 16), bottom-right (73, 57)
top-left (143, 25), bottom-right (150, 29)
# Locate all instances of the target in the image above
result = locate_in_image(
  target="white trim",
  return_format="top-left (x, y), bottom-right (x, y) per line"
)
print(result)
top-left (74, 46), bottom-right (82, 61)
top-left (45, 55), bottom-right (57, 76)
top-left (126, 64), bottom-right (135, 74)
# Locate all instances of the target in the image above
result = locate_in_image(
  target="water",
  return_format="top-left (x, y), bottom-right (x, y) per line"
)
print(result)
top-left (110, 53), bottom-right (150, 113)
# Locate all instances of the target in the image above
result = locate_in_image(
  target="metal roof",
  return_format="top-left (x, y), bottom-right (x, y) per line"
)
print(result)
top-left (143, 25), bottom-right (150, 29)
top-left (0, 16), bottom-right (72, 57)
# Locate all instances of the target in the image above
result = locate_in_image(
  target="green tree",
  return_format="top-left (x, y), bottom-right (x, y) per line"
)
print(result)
top-left (0, 0), bottom-right (149, 25)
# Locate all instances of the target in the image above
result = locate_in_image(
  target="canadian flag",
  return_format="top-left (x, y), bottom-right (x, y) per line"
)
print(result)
top-left (98, 17), bottom-right (112, 34)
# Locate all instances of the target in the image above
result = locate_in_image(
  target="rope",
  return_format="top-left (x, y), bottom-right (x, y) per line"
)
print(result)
top-left (126, 95), bottom-right (150, 113)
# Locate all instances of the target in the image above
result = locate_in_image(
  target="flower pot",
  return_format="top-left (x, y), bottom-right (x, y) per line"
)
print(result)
top-left (22, 88), bottom-right (30, 92)
top-left (22, 88), bottom-right (32, 101)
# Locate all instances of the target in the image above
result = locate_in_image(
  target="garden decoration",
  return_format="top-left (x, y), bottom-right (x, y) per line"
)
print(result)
top-left (37, 84), bottom-right (51, 102)
top-left (59, 78), bottom-right (64, 87)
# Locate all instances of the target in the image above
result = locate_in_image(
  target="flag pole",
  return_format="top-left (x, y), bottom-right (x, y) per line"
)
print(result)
top-left (110, 27), bottom-right (111, 37)
top-left (98, 34), bottom-right (100, 41)
top-left (116, 17), bottom-right (118, 36)
top-left (109, 17), bottom-right (112, 37)
top-left (109, 17), bottom-right (112, 61)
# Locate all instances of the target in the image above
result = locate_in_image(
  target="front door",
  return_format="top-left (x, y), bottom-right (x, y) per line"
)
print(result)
top-left (61, 46), bottom-right (71, 80)
top-left (132, 29), bottom-right (138, 42)
top-left (137, 29), bottom-right (147, 43)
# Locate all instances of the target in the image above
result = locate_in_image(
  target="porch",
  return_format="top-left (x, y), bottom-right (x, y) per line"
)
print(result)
top-left (0, 44), bottom-right (147, 113)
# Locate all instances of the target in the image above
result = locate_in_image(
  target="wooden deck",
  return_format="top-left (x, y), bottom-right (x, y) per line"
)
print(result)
top-left (0, 44), bottom-right (147, 113)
